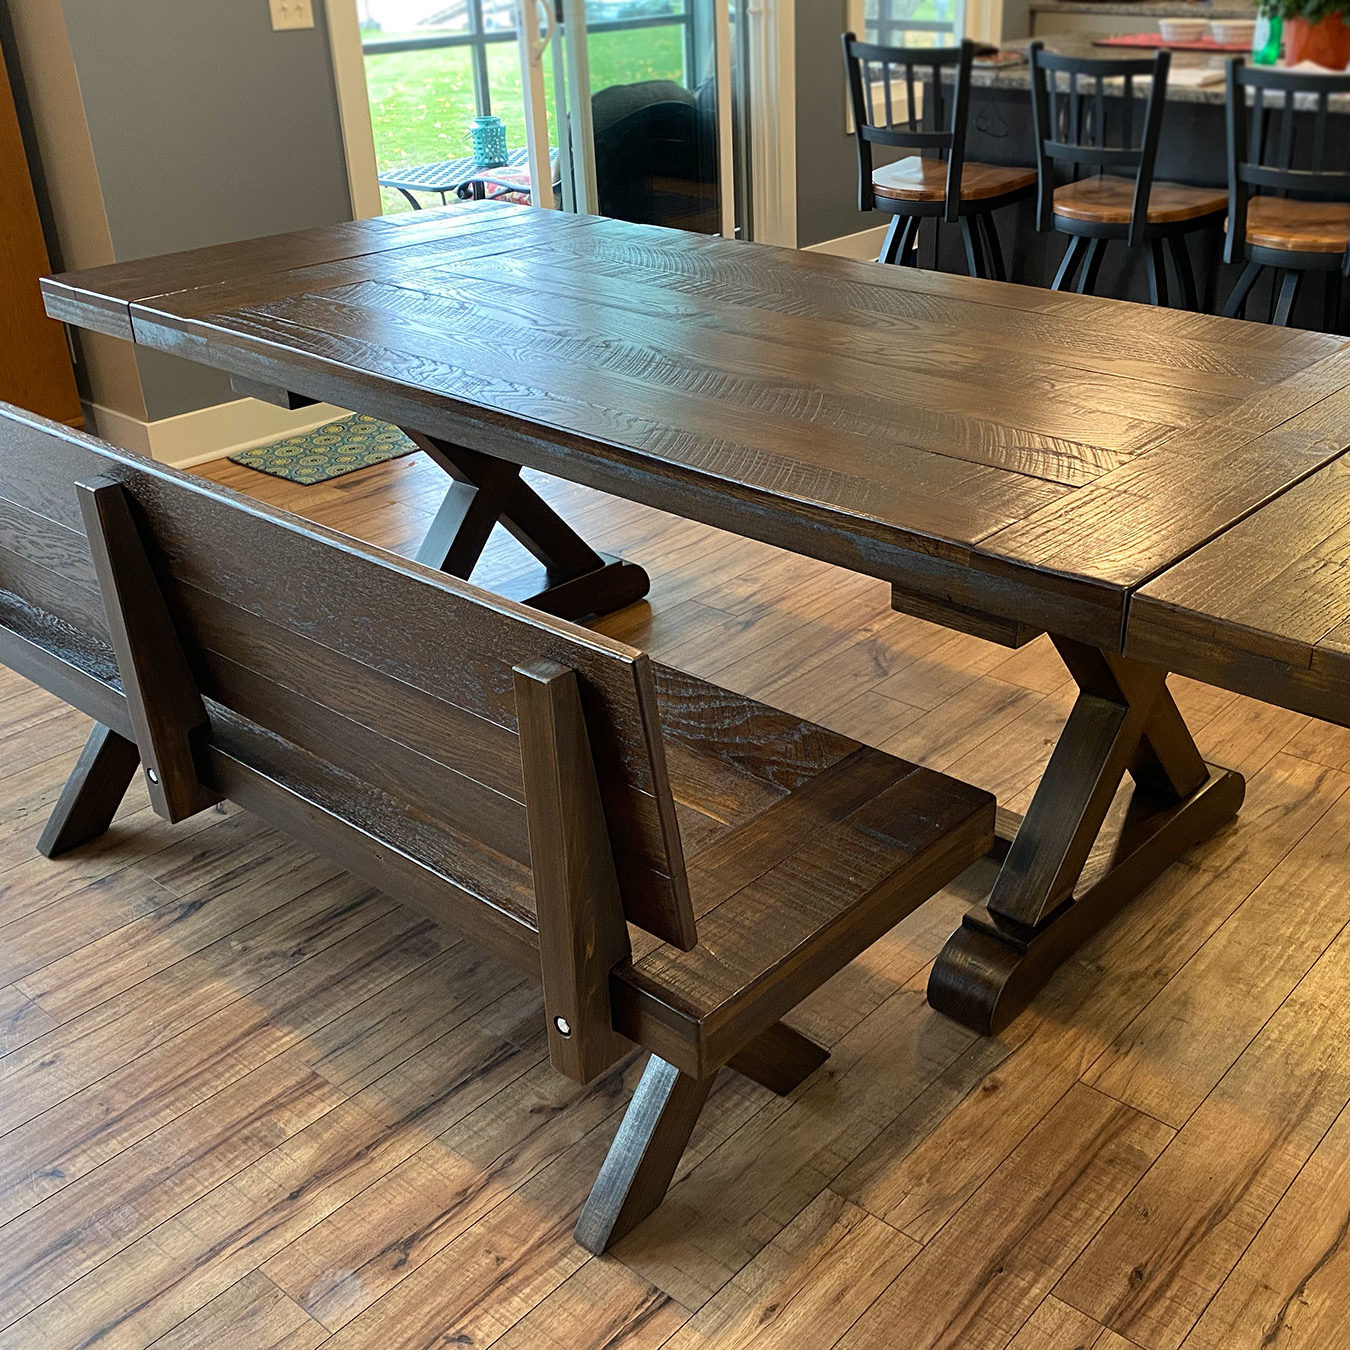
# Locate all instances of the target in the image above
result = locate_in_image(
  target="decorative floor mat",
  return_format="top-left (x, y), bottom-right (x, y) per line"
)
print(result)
top-left (228, 414), bottom-right (417, 485)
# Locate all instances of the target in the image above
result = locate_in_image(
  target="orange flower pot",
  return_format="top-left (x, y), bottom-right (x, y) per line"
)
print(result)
top-left (1285, 13), bottom-right (1350, 68)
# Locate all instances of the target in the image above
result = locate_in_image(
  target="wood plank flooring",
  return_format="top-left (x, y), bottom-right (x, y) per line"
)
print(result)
top-left (2, 446), bottom-right (1350, 1348)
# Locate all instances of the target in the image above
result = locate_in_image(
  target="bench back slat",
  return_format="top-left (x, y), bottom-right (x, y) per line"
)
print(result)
top-left (0, 404), bottom-right (696, 948)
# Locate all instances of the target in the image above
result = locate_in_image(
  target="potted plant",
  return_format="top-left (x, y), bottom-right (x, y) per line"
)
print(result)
top-left (1269, 0), bottom-right (1350, 67)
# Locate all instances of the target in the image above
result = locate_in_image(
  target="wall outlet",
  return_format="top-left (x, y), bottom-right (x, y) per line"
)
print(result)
top-left (269, 0), bottom-right (315, 30)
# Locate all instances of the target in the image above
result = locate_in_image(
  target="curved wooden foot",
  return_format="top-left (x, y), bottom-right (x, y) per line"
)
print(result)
top-left (515, 556), bottom-right (651, 622)
top-left (929, 764), bottom-right (1245, 1035)
top-left (928, 921), bottom-right (1062, 1038)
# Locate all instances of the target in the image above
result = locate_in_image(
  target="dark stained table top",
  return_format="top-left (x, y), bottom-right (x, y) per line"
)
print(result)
top-left (1129, 455), bottom-right (1350, 725)
top-left (42, 202), bottom-right (1350, 655)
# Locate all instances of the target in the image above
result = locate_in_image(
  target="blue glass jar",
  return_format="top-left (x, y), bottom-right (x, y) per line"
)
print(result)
top-left (468, 115), bottom-right (509, 168)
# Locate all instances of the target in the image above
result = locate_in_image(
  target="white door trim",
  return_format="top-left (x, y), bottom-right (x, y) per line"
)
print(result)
top-left (747, 0), bottom-right (796, 247)
top-left (561, 0), bottom-right (601, 214)
top-left (324, 0), bottom-right (383, 218)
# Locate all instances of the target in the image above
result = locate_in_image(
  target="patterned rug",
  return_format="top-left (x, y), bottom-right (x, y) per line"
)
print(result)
top-left (229, 414), bottom-right (418, 485)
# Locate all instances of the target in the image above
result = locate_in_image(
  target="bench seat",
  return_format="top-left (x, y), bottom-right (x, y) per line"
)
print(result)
top-left (215, 664), bottom-right (992, 1081)
top-left (624, 667), bottom-right (991, 1076)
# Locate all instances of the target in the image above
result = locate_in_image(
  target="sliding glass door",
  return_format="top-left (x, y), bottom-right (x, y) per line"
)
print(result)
top-left (519, 0), bottom-right (735, 234)
top-left (359, 0), bottom-right (740, 235)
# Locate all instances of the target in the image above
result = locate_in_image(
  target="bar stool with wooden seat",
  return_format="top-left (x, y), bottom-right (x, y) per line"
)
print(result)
top-left (1029, 42), bottom-right (1228, 306)
top-left (842, 34), bottom-right (1036, 276)
top-left (1221, 59), bottom-right (1350, 329)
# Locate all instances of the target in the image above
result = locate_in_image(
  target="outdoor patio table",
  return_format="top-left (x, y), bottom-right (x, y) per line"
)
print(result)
top-left (376, 146), bottom-right (539, 210)
top-left (41, 200), bottom-right (1350, 1035)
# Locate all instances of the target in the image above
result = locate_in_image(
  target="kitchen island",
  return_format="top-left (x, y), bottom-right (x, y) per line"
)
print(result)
top-left (1029, 0), bottom-right (1256, 38)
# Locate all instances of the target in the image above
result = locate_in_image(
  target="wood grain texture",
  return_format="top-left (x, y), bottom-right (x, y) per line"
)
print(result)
top-left (1244, 196), bottom-right (1350, 253)
top-left (1056, 908), bottom-right (1350, 1348)
top-left (42, 204), bottom-right (1350, 651)
top-left (1130, 452), bottom-right (1350, 730)
top-left (1053, 175), bottom-right (1228, 226)
top-left (837, 1083), bottom-right (1173, 1349)
top-left (1, 444), bottom-right (1349, 1345)
top-left (872, 156), bottom-right (1038, 202)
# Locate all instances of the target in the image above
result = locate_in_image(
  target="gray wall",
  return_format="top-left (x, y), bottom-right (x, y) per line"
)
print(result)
top-left (60, 0), bottom-right (352, 420)
top-left (795, 0), bottom-right (881, 247)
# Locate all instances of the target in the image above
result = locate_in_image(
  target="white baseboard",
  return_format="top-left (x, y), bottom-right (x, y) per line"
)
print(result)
top-left (804, 226), bottom-right (889, 261)
top-left (87, 397), bottom-right (352, 468)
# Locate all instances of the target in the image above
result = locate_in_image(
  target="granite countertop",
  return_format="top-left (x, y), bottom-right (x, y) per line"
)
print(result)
top-left (1029, 0), bottom-right (1255, 15)
top-left (973, 34), bottom-right (1350, 108)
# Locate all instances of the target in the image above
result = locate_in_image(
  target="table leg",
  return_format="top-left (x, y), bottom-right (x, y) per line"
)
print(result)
top-left (927, 636), bottom-right (1244, 1035)
top-left (405, 430), bottom-right (651, 622)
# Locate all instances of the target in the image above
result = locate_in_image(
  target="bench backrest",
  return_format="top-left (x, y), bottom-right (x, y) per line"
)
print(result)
top-left (0, 406), bottom-right (696, 1004)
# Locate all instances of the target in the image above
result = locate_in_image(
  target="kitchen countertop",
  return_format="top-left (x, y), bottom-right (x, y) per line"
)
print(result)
top-left (1030, 0), bottom-right (1255, 15)
top-left (974, 34), bottom-right (1350, 107)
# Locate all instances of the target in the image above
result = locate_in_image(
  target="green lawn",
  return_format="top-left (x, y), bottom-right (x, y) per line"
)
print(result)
top-left (364, 26), bottom-right (685, 212)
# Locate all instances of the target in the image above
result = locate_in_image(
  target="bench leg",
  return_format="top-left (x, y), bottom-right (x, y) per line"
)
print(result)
top-left (728, 1020), bottom-right (830, 1096)
top-left (37, 723), bottom-right (140, 858)
top-left (928, 637), bottom-right (1244, 1036)
top-left (575, 1055), bottom-right (713, 1254)
top-left (405, 430), bottom-right (650, 621)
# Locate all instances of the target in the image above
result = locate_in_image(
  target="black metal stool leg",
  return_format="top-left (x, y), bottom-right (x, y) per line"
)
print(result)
top-left (1169, 235), bottom-right (1199, 311)
top-left (1222, 260), bottom-right (1263, 319)
top-left (960, 217), bottom-right (987, 279)
top-left (1076, 238), bottom-right (1105, 295)
top-left (898, 216), bottom-right (920, 266)
top-left (979, 214), bottom-right (1007, 282)
top-left (1147, 239), bottom-right (1169, 307)
top-left (1272, 268), bottom-right (1302, 326)
top-left (1324, 272), bottom-right (1343, 333)
top-left (877, 216), bottom-right (905, 265)
top-left (1052, 235), bottom-right (1086, 292)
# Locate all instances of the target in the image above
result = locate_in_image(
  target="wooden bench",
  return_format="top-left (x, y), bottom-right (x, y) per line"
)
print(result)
top-left (0, 403), bottom-right (995, 1252)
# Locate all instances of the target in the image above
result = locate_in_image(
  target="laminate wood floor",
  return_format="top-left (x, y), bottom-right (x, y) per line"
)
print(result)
top-left (2, 447), bottom-right (1349, 1349)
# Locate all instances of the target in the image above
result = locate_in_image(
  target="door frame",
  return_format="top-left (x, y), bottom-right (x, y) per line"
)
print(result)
top-left (324, 0), bottom-right (381, 218)
top-left (746, 0), bottom-right (795, 246)
top-left (324, 0), bottom-right (797, 242)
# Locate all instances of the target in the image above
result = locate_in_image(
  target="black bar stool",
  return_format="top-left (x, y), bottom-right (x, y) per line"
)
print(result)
top-left (1222, 59), bottom-right (1350, 330)
top-left (841, 34), bottom-right (1036, 277)
top-left (1029, 42), bottom-right (1227, 307)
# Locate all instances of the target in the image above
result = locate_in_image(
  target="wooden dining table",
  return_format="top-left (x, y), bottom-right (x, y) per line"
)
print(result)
top-left (41, 200), bottom-right (1350, 1036)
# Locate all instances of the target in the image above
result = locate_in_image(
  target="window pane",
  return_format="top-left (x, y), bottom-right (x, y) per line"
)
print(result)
top-left (865, 0), bottom-right (962, 44)
top-left (359, 0), bottom-right (472, 40)
top-left (580, 6), bottom-right (716, 232)
top-left (588, 1), bottom-right (685, 18)
top-left (364, 43), bottom-right (479, 212)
